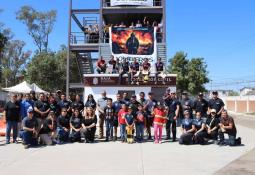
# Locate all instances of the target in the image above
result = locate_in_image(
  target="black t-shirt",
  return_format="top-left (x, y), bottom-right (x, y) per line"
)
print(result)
top-left (84, 100), bottom-right (97, 110)
top-left (49, 102), bottom-right (58, 114)
top-left (109, 60), bottom-right (117, 69)
top-left (206, 116), bottom-right (219, 129)
top-left (70, 116), bottom-right (83, 129)
top-left (121, 62), bottom-right (129, 72)
top-left (130, 62), bottom-right (140, 71)
top-left (22, 116), bottom-right (38, 129)
top-left (4, 101), bottom-right (20, 121)
top-left (39, 118), bottom-right (54, 134)
top-left (57, 115), bottom-right (70, 129)
top-left (113, 100), bottom-right (125, 114)
top-left (57, 100), bottom-right (71, 110)
top-left (155, 62), bottom-right (164, 72)
top-left (104, 106), bottom-right (115, 120)
top-left (34, 100), bottom-right (50, 118)
top-left (71, 101), bottom-right (84, 112)
top-left (181, 98), bottom-right (193, 116)
top-left (168, 99), bottom-right (181, 118)
top-left (129, 101), bottom-right (140, 117)
top-left (193, 99), bottom-right (208, 116)
top-left (83, 116), bottom-right (97, 127)
top-left (144, 99), bottom-right (157, 117)
top-left (192, 118), bottom-right (204, 130)
top-left (208, 98), bottom-right (224, 113)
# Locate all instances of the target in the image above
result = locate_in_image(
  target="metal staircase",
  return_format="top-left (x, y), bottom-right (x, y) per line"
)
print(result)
top-left (76, 52), bottom-right (94, 75)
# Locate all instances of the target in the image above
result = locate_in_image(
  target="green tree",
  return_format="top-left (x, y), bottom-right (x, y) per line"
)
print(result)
top-left (167, 51), bottom-right (189, 95)
top-left (187, 58), bottom-right (209, 95)
top-left (26, 46), bottom-right (80, 92)
top-left (1, 40), bottom-right (31, 87)
top-left (167, 52), bottom-right (209, 96)
top-left (16, 6), bottom-right (56, 53)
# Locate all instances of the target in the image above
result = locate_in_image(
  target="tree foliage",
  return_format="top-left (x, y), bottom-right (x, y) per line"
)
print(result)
top-left (16, 6), bottom-right (56, 53)
top-left (26, 46), bottom-right (80, 92)
top-left (167, 51), bottom-right (209, 95)
top-left (1, 40), bottom-right (31, 87)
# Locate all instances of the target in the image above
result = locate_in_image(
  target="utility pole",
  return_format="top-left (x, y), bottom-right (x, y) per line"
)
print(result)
top-left (66, 0), bottom-right (72, 97)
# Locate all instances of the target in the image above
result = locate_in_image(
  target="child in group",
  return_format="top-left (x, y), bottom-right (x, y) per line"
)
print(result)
top-left (118, 103), bottom-right (128, 142)
top-left (125, 106), bottom-right (135, 143)
top-left (104, 98), bottom-right (115, 142)
top-left (135, 104), bottom-right (146, 142)
top-left (152, 102), bottom-right (167, 144)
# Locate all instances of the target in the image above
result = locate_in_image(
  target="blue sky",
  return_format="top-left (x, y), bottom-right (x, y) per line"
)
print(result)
top-left (0, 0), bottom-right (255, 91)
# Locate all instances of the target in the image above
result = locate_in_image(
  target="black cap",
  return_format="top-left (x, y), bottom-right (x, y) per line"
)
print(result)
top-left (212, 91), bottom-right (218, 95)
top-left (182, 91), bottom-right (188, 95)
top-left (131, 94), bottom-right (136, 98)
top-left (30, 90), bottom-right (35, 94)
top-left (148, 92), bottom-right (154, 95)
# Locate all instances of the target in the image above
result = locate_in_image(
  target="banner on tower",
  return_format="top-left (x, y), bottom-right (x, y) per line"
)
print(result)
top-left (110, 0), bottom-right (153, 7)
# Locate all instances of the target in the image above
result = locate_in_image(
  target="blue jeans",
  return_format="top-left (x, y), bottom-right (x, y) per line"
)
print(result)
top-left (57, 127), bottom-right (69, 142)
top-left (105, 119), bottom-right (113, 139)
top-left (6, 121), bottom-right (18, 142)
top-left (136, 123), bottom-right (144, 140)
top-left (219, 130), bottom-right (236, 146)
top-left (120, 124), bottom-right (126, 141)
top-left (20, 130), bottom-right (38, 145)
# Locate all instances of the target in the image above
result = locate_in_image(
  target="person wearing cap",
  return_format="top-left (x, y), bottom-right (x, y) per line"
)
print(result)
top-left (208, 91), bottom-right (225, 118)
top-left (155, 57), bottom-right (166, 85)
top-left (55, 90), bottom-right (62, 103)
top-left (181, 91), bottom-right (193, 119)
top-left (38, 111), bottom-right (56, 146)
top-left (97, 90), bottom-right (109, 139)
top-left (3, 94), bottom-right (21, 144)
top-left (129, 94), bottom-right (140, 116)
top-left (34, 93), bottom-right (50, 131)
top-left (118, 103), bottom-right (128, 142)
top-left (135, 103), bottom-right (146, 142)
top-left (218, 110), bottom-right (241, 146)
top-left (165, 91), bottom-right (180, 141)
top-left (193, 92), bottom-right (208, 118)
top-left (113, 93), bottom-right (125, 141)
top-left (144, 92), bottom-right (157, 140)
top-left (179, 110), bottom-right (195, 145)
top-left (56, 108), bottom-right (70, 144)
top-left (205, 109), bottom-right (220, 141)
top-left (104, 98), bottom-right (115, 142)
top-left (152, 102), bottom-right (167, 144)
top-left (20, 107), bottom-right (38, 149)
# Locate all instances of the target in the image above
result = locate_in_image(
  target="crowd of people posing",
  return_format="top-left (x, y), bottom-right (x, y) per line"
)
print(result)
top-left (3, 89), bottom-right (241, 149)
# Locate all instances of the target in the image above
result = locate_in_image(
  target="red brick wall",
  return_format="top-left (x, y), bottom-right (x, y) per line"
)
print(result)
top-left (236, 101), bottom-right (247, 113)
top-left (249, 101), bottom-right (255, 113)
top-left (226, 101), bottom-right (235, 111)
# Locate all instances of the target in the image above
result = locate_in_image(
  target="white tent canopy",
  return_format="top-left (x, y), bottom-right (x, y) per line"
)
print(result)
top-left (2, 81), bottom-right (47, 94)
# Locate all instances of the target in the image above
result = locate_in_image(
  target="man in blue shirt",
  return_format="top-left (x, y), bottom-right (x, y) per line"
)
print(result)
top-left (20, 94), bottom-right (33, 120)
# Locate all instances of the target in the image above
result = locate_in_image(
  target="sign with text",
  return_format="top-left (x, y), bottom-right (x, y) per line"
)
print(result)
top-left (110, 0), bottom-right (153, 6)
top-left (109, 27), bottom-right (157, 70)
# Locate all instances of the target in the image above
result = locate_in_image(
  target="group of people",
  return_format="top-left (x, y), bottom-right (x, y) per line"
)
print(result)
top-left (3, 89), bottom-right (241, 149)
top-left (96, 56), bottom-right (166, 85)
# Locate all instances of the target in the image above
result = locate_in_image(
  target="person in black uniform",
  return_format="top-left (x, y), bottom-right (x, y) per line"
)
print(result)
top-left (113, 93), bottom-right (124, 141)
top-left (155, 57), bottom-right (165, 85)
top-left (69, 109), bottom-right (83, 142)
top-left (138, 92), bottom-right (147, 107)
top-left (57, 108), bottom-right (70, 144)
top-left (81, 107), bottom-right (97, 143)
top-left (118, 59), bottom-right (130, 85)
top-left (193, 92), bottom-right (208, 118)
top-left (129, 58), bottom-right (140, 85)
top-left (205, 109), bottom-right (219, 142)
top-left (71, 94), bottom-right (84, 114)
top-left (165, 91), bottom-right (180, 141)
top-left (104, 98), bottom-right (115, 141)
top-left (208, 91), bottom-right (225, 118)
top-left (144, 92), bottom-right (157, 140)
top-left (122, 92), bottom-right (130, 105)
top-left (193, 112), bottom-right (207, 145)
top-left (179, 110), bottom-right (195, 145)
top-left (57, 94), bottom-right (71, 115)
top-left (181, 91), bottom-right (193, 119)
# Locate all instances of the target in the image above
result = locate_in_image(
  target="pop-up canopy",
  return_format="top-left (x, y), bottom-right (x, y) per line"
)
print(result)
top-left (2, 81), bottom-right (47, 94)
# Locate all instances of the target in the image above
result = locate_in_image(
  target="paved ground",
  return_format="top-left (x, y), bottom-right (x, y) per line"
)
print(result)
top-left (0, 114), bottom-right (255, 175)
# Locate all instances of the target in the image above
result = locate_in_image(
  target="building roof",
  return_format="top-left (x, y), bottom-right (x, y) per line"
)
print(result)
top-left (240, 87), bottom-right (255, 91)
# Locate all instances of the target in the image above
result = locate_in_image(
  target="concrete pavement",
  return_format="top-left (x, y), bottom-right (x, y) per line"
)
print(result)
top-left (0, 115), bottom-right (255, 175)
